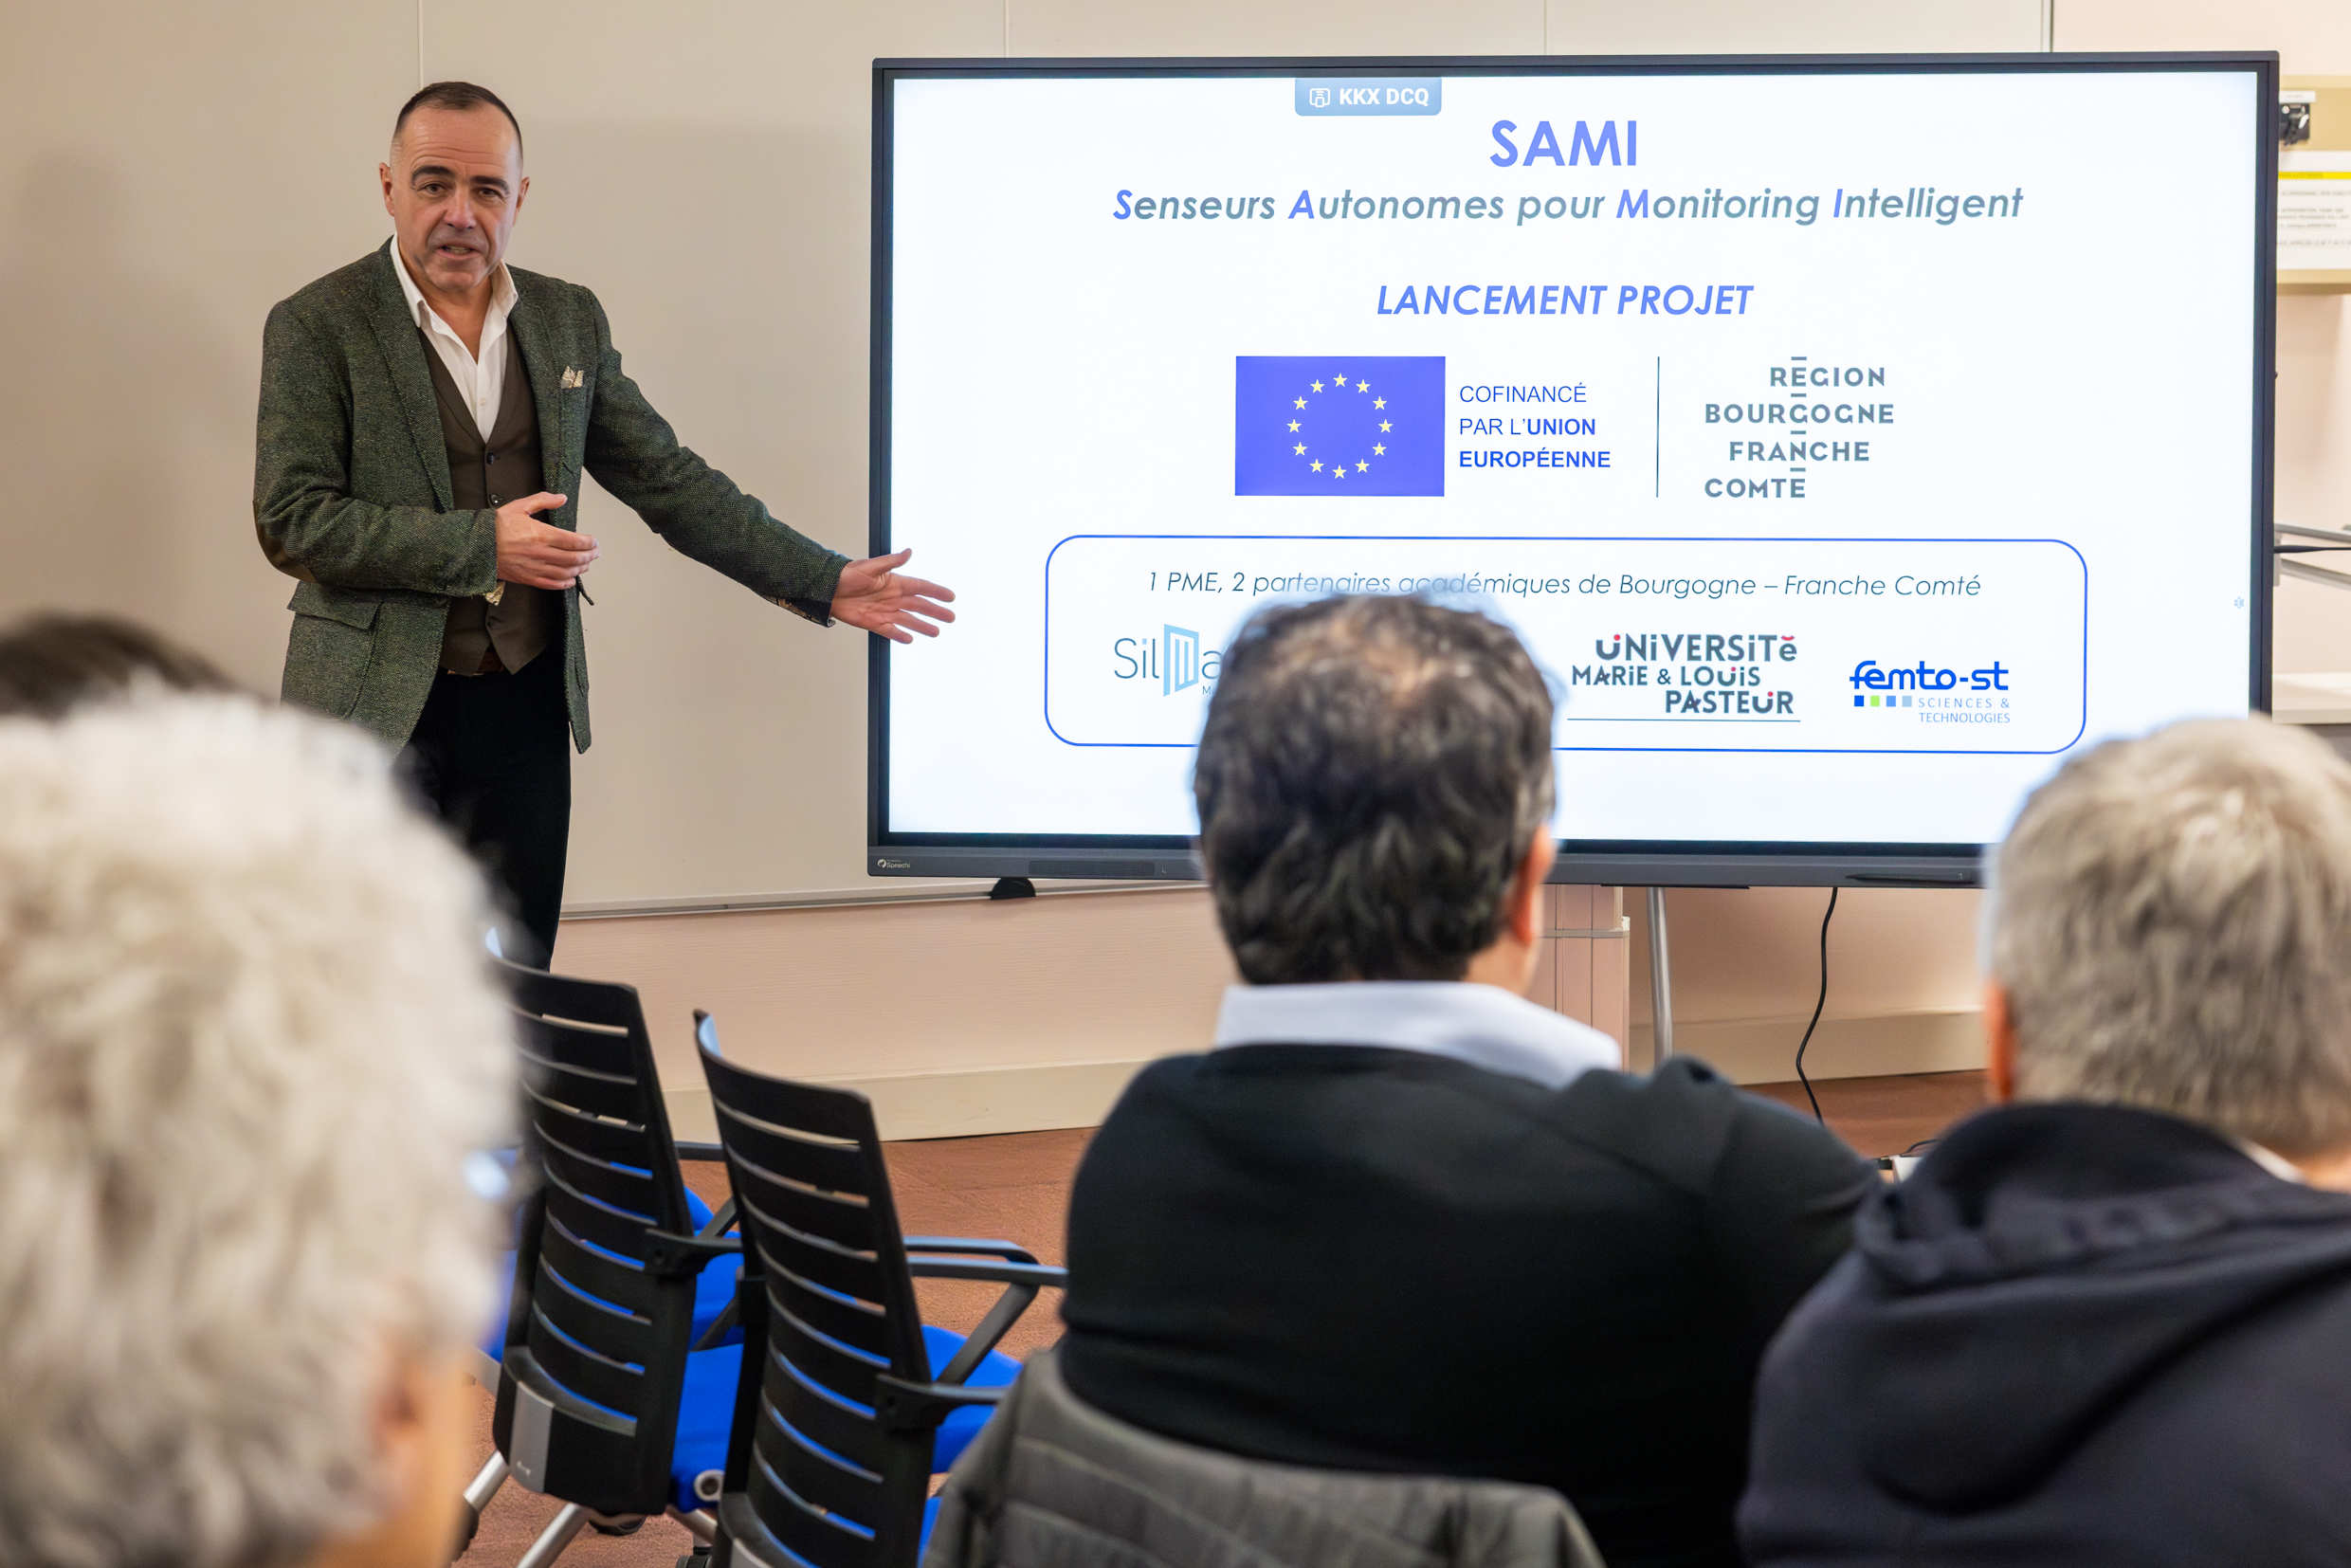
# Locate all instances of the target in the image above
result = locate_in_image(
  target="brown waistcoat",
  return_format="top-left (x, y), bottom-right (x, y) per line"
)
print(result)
top-left (422, 331), bottom-right (557, 674)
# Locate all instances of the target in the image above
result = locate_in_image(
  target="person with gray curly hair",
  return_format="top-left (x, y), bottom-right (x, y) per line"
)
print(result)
top-left (1059, 595), bottom-right (1872, 1568)
top-left (0, 696), bottom-right (515, 1568)
top-left (1743, 718), bottom-right (2351, 1566)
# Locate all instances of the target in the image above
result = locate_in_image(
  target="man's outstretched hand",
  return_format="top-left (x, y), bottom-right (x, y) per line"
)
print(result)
top-left (831, 547), bottom-right (957, 642)
top-left (494, 492), bottom-right (600, 591)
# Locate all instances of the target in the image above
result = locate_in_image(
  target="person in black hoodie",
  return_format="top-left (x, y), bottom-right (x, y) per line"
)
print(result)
top-left (1741, 717), bottom-right (2351, 1567)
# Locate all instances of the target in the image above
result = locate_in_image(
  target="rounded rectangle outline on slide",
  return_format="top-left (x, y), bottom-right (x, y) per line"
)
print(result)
top-left (1039, 533), bottom-right (2089, 757)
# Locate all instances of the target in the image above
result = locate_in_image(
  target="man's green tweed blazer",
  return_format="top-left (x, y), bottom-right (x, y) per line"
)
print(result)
top-left (254, 246), bottom-right (847, 751)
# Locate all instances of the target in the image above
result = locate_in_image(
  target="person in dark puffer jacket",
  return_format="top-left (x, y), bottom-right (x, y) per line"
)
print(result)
top-left (1742, 718), bottom-right (2351, 1568)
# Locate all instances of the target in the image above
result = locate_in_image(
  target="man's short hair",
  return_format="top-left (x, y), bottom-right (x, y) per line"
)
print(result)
top-left (1988, 718), bottom-right (2351, 1156)
top-left (392, 80), bottom-right (523, 155)
top-left (0, 698), bottom-right (514, 1568)
top-left (1194, 595), bottom-right (1556, 984)
top-left (0, 611), bottom-right (237, 718)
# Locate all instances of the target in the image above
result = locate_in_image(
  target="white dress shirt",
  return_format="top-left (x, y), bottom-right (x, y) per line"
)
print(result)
top-left (388, 236), bottom-right (518, 440)
top-left (1212, 980), bottom-right (1621, 1091)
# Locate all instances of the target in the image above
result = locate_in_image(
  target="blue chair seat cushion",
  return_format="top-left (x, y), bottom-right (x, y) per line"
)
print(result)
top-left (665, 1325), bottom-right (1022, 1515)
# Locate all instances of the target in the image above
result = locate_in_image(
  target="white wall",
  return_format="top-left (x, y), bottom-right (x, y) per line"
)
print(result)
top-left (1545, 0), bottom-right (2045, 52)
top-left (0, 1), bottom-right (412, 686)
top-left (2054, 0), bottom-right (2351, 66)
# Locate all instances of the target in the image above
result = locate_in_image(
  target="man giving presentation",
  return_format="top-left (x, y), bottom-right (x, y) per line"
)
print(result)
top-left (255, 82), bottom-right (951, 962)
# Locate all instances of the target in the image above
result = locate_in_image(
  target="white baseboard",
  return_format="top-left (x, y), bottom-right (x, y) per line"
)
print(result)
top-left (664, 1008), bottom-right (1985, 1142)
top-left (1633, 1008), bottom-right (1986, 1085)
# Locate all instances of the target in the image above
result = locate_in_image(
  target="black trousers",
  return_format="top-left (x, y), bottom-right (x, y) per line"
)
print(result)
top-left (399, 647), bottom-right (572, 966)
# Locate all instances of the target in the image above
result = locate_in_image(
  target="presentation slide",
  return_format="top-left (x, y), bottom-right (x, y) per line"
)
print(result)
top-left (879, 64), bottom-right (2262, 853)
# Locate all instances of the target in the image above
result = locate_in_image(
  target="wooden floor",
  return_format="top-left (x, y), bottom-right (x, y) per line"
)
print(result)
top-left (1748, 1068), bottom-right (1987, 1160)
top-left (454, 1068), bottom-right (1985, 1568)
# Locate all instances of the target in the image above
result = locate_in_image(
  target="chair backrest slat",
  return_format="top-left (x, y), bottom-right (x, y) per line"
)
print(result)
top-left (765, 1403), bottom-right (890, 1525)
top-left (538, 1134), bottom-right (665, 1226)
top-left (766, 1264), bottom-right (893, 1359)
top-left (519, 1010), bottom-right (641, 1070)
top-left (525, 1303), bottom-right (647, 1418)
top-left (772, 1303), bottom-right (888, 1412)
top-left (745, 1443), bottom-right (880, 1568)
top-left (536, 1221), bottom-right (657, 1320)
top-left (527, 1100), bottom-right (662, 1167)
top-left (713, 1098), bottom-right (873, 1195)
top-left (737, 1193), bottom-right (890, 1306)
top-left (533, 1255), bottom-right (655, 1369)
top-left (505, 965), bottom-right (646, 1030)
top-left (754, 1339), bottom-right (888, 1475)
top-left (523, 1053), bottom-right (653, 1125)
top-left (543, 1170), bottom-right (667, 1263)
top-left (730, 1162), bottom-right (883, 1254)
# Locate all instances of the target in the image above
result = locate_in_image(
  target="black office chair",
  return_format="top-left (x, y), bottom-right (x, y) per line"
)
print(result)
top-left (486, 958), bottom-right (745, 1568)
top-left (691, 1012), bottom-right (1066, 1568)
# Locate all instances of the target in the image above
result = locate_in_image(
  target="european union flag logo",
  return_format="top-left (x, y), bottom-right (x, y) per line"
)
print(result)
top-left (1234, 356), bottom-right (1445, 497)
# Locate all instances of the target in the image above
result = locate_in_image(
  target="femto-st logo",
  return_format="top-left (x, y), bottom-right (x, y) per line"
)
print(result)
top-left (1113, 626), bottom-right (1222, 695)
top-left (1850, 657), bottom-right (2011, 703)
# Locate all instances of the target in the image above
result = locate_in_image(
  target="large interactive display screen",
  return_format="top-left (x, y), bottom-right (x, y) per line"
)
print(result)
top-left (868, 55), bottom-right (2275, 885)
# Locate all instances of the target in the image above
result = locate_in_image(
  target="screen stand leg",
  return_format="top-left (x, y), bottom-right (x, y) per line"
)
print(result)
top-left (1647, 885), bottom-right (1674, 1070)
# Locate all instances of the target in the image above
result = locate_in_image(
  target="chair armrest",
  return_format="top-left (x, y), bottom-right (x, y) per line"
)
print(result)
top-left (675, 1140), bottom-right (726, 1163)
top-left (902, 1235), bottom-right (1039, 1265)
top-left (906, 1257), bottom-right (1067, 1288)
top-left (872, 1373), bottom-right (1009, 1432)
top-left (909, 1258), bottom-right (1066, 1381)
top-left (646, 1228), bottom-right (743, 1280)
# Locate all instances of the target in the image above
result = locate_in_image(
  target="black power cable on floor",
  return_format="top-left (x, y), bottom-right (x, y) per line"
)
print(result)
top-left (1794, 886), bottom-right (1839, 1124)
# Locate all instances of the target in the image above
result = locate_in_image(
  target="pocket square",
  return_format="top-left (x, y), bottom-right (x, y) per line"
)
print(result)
top-left (559, 366), bottom-right (583, 390)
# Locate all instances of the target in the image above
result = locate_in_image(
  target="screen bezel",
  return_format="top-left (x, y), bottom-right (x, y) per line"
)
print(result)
top-left (866, 51), bottom-right (2279, 889)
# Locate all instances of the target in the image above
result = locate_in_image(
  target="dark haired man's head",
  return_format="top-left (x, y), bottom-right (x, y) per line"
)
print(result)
top-left (381, 82), bottom-right (528, 304)
top-left (392, 82), bottom-right (522, 157)
top-left (0, 612), bottom-right (238, 719)
top-left (1194, 596), bottom-right (1557, 985)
